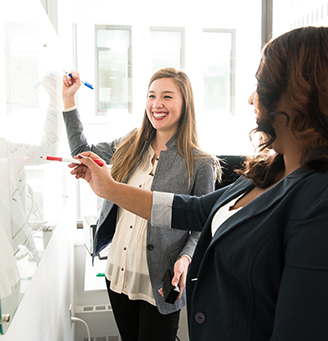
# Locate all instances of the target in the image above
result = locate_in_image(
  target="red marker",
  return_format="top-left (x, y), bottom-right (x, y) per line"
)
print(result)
top-left (40, 156), bottom-right (104, 167)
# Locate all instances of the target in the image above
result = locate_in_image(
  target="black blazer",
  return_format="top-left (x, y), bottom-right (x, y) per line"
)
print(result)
top-left (170, 167), bottom-right (328, 340)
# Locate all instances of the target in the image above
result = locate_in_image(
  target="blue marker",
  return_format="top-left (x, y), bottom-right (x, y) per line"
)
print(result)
top-left (65, 71), bottom-right (94, 90)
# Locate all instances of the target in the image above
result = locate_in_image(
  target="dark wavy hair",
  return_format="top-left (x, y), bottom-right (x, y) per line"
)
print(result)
top-left (238, 26), bottom-right (328, 188)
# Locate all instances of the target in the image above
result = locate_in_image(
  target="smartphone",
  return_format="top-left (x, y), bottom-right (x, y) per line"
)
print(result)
top-left (161, 269), bottom-right (180, 304)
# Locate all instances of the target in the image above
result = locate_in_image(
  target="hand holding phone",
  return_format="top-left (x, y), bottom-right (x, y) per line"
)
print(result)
top-left (161, 269), bottom-right (180, 304)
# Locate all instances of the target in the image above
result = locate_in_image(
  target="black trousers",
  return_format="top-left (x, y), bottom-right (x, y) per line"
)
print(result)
top-left (106, 278), bottom-right (180, 341)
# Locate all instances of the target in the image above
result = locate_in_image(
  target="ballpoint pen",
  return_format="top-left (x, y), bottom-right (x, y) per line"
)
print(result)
top-left (40, 156), bottom-right (104, 166)
top-left (64, 71), bottom-right (94, 90)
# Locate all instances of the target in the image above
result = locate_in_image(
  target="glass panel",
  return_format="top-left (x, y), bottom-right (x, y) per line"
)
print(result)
top-left (202, 30), bottom-right (233, 113)
top-left (150, 29), bottom-right (183, 72)
top-left (0, 0), bottom-right (68, 333)
top-left (0, 163), bottom-right (68, 335)
top-left (97, 28), bottom-right (130, 111)
top-left (98, 49), bottom-right (129, 110)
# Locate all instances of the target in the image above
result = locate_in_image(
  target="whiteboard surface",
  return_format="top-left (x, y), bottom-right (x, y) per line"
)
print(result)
top-left (0, 0), bottom-right (67, 334)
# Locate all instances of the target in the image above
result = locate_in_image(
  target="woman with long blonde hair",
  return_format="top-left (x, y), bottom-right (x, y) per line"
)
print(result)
top-left (62, 67), bottom-right (219, 341)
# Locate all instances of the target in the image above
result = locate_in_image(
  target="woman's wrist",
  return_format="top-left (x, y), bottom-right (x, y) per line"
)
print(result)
top-left (62, 95), bottom-right (76, 109)
top-left (63, 105), bottom-right (77, 112)
top-left (177, 254), bottom-right (192, 265)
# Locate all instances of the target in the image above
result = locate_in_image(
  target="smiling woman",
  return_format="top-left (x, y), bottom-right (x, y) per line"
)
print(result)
top-left (62, 67), bottom-right (220, 341)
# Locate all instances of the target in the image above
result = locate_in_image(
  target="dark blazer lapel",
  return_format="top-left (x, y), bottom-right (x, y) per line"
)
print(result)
top-left (188, 167), bottom-right (315, 285)
top-left (186, 178), bottom-right (253, 279)
top-left (210, 167), bottom-right (314, 243)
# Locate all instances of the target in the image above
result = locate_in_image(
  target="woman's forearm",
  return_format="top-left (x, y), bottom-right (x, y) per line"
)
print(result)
top-left (108, 181), bottom-right (153, 221)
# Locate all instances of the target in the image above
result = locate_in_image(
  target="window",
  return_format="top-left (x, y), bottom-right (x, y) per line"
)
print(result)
top-left (95, 26), bottom-right (132, 114)
top-left (150, 27), bottom-right (184, 72)
top-left (202, 29), bottom-right (235, 114)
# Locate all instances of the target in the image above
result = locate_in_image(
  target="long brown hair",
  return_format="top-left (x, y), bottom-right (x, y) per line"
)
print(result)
top-left (238, 26), bottom-right (328, 188)
top-left (110, 67), bottom-right (219, 183)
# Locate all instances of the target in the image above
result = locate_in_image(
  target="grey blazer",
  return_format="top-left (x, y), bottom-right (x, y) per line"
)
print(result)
top-left (63, 109), bottom-right (215, 314)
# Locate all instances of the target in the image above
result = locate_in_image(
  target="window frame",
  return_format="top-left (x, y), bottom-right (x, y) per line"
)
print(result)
top-left (202, 28), bottom-right (236, 115)
top-left (95, 25), bottom-right (132, 115)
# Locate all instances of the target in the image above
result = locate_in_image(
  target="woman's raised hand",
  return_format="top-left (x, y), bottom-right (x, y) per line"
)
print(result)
top-left (62, 71), bottom-right (82, 108)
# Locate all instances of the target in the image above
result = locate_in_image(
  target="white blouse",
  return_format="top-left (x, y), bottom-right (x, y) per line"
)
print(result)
top-left (105, 145), bottom-right (157, 306)
top-left (211, 194), bottom-right (243, 236)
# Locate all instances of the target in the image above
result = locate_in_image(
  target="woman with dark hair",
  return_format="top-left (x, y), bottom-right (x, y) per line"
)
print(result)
top-left (70, 27), bottom-right (328, 340)
top-left (62, 67), bottom-right (219, 341)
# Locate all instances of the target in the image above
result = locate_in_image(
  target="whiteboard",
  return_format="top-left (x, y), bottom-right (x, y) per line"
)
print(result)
top-left (0, 0), bottom-right (67, 334)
